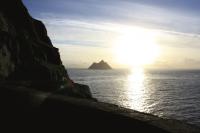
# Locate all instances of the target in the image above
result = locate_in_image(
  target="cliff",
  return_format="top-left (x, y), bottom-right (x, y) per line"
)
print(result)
top-left (0, 1), bottom-right (199, 133)
top-left (89, 60), bottom-right (112, 70)
top-left (0, 0), bottom-right (93, 99)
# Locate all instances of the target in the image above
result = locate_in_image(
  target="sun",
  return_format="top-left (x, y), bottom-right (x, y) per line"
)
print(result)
top-left (113, 27), bottom-right (160, 67)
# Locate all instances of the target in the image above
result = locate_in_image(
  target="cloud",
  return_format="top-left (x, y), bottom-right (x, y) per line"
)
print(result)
top-left (39, 14), bottom-right (200, 50)
top-left (24, 0), bottom-right (200, 50)
top-left (24, 0), bottom-right (200, 36)
top-left (22, 0), bottom-right (200, 68)
top-left (184, 58), bottom-right (200, 65)
top-left (39, 17), bottom-right (120, 48)
top-left (156, 30), bottom-right (200, 49)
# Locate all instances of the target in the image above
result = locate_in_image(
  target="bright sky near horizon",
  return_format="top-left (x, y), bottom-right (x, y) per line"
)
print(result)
top-left (23, 0), bottom-right (200, 69)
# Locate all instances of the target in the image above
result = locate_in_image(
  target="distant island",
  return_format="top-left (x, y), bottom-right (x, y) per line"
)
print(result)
top-left (89, 60), bottom-right (112, 70)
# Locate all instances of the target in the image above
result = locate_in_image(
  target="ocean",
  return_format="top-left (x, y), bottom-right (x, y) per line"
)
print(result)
top-left (68, 69), bottom-right (200, 127)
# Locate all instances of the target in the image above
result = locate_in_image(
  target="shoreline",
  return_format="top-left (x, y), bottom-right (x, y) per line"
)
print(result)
top-left (68, 68), bottom-right (200, 127)
top-left (0, 1), bottom-right (199, 132)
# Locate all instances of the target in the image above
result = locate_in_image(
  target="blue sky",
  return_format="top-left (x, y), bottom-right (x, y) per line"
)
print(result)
top-left (22, 0), bottom-right (200, 69)
top-left (23, 0), bottom-right (200, 33)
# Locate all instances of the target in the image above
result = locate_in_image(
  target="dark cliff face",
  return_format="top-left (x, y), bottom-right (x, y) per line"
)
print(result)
top-left (0, 0), bottom-right (94, 99)
top-left (0, 0), bottom-right (66, 82)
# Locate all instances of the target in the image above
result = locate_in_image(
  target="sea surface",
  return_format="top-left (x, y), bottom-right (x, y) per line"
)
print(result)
top-left (68, 69), bottom-right (200, 126)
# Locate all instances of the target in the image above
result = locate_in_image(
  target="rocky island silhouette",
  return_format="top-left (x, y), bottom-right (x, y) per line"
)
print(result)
top-left (0, 0), bottom-right (199, 133)
top-left (89, 60), bottom-right (112, 70)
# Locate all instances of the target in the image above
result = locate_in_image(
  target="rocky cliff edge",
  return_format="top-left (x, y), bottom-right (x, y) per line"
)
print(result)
top-left (0, 0), bottom-right (94, 100)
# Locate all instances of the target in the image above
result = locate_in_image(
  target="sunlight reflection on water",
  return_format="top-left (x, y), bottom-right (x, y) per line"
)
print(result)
top-left (123, 68), bottom-right (153, 112)
top-left (68, 69), bottom-right (200, 126)
top-left (125, 68), bottom-right (147, 112)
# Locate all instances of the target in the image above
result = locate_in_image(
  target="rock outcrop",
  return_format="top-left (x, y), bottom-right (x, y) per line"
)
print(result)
top-left (0, 0), bottom-right (94, 99)
top-left (89, 60), bottom-right (112, 70)
top-left (1, 85), bottom-right (199, 133)
top-left (0, 1), bottom-right (200, 133)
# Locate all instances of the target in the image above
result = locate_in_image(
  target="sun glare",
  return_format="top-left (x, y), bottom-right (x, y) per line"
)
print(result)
top-left (114, 27), bottom-right (160, 68)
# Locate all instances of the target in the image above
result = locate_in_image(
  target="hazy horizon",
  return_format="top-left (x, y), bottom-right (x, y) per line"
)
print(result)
top-left (67, 66), bottom-right (200, 71)
top-left (23, 0), bottom-right (200, 70)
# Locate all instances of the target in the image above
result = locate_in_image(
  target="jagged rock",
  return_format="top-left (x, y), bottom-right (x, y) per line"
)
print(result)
top-left (89, 60), bottom-right (112, 70)
top-left (0, 0), bottom-right (65, 81)
top-left (0, 0), bottom-right (94, 99)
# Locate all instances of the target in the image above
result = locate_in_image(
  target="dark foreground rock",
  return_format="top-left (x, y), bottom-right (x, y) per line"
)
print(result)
top-left (0, 86), bottom-right (199, 133)
top-left (0, 0), bottom-right (93, 99)
top-left (89, 60), bottom-right (112, 70)
top-left (0, 1), bottom-right (199, 133)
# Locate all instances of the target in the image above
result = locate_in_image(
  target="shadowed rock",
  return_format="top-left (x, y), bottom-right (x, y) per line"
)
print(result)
top-left (0, 0), bottom-right (93, 99)
top-left (0, 1), bottom-right (199, 133)
top-left (0, 86), bottom-right (199, 133)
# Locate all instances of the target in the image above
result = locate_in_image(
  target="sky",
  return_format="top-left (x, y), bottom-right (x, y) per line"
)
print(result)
top-left (22, 0), bottom-right (200, 69)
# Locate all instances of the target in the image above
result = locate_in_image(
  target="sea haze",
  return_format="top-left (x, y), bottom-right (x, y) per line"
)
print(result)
top-left (68, 69), bottom-right (200, 127)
